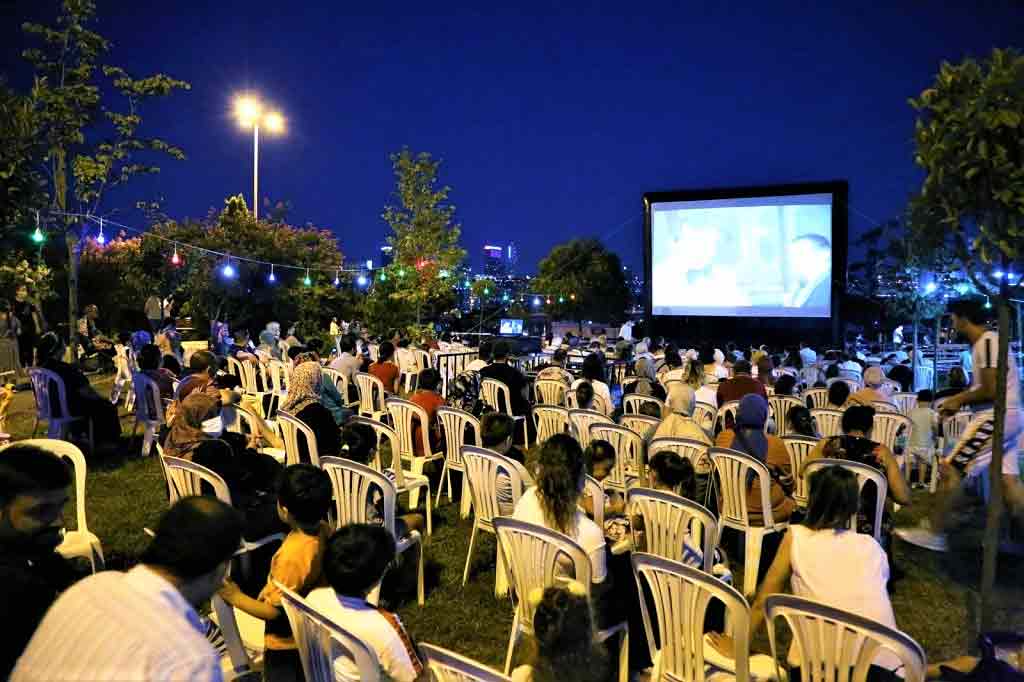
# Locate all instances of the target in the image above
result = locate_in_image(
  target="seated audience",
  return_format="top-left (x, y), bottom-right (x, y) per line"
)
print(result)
top-left (755, 355), bottom-right (774, 388)
top-left (175, 350), bottom-right (222, 401)
top-left (409, 368), bottom-right (445, 456)
top-left (933, 366), bottom-right (968, 402)
top-left (626, 356), bottom-right (666, 402)
top-left (0, 445), bottom-right (78, 679)
top-left (511, 583), bottom-right (608, 682)
top-left (466, 340), bottom-right (492, 372)
top-left (227, 328), bottom-right (258, 361)
top-left (716, 360), bottom-right (767, 406)
top-left (137, 343), bottom-right (176, 401)
top-left (12, 497), bottom-right (244, 681)
top-left (369, 341), bottom-right (401, 394)
top-left (582, 439), bottom-right (625, 519)
top-left (715, 394), bottom-right (795, 524)
top-left (849, 366), bottom-right (888, 406)
top-left (329, 335), bottom-right (362, 400)
top-left (291, 347), bottom-right (348, 426)
top-left (660, 349), bottom-right (685, 382)
top-left (826, 380), bottom-right (850, 409)
top-left (574, 380), bottom-right (597, 411)
top-left (887, 358), bottom-right (914, 393)
top-left (536, 348), bottom-right (572, 383)
top-left (257, 329), bottom-right (283, 361)
top-left (773, 373), bottom-right (797, 397)
top-left (484, 411), bottom-right (532, 516)
top-left (652, 384), bottom-right (712, 446)
top-left (682, 360), bottom-right (717, 408)
top-left (710, 467), bottom-right (903, 680)
top-left (35, 332), bottom-right (121, 449)
top-left (218, 464), bottom-right (333, 682)
top-left (281, 361), bottom-right (342, 460)
top-left (306, 524), bottom-right (424, 682)
top-left (787, 405), bottom-right (818, 438)
top-left (481, 340), bottom-right (531, 418)
top-left (571, 353), bottom-right (612, 415)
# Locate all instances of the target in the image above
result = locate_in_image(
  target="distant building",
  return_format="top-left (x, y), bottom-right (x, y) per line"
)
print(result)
top-left (483, 244), bottom-right (507, 279)
top-left (379, 245), bottom-right (394, 267)
top-left (506, 243), bottom-right (519, 275)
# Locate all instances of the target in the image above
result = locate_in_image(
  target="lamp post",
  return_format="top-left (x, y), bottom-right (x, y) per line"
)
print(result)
top-left (234, 95), bottom-right (284, 221)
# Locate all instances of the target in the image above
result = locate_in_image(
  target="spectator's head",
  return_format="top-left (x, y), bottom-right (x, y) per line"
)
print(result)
top-left (377, 341), bottom-right (395, 362)
top-left (138, 344), bottom-right (162, 371)
top-left (161, 354), bottom-right (182, 376)
top-left (581, 353), bottom-right (604, 383)
top-left (841, 405), bottom-right (876, 437)
top-left (827, 381), bottom-right (850, 407)
top-left (535, 434), bottom-right (586, 534)
top-left (478, 340), bottom-right (493, 361)
top-left (417, 368), bottom-right (441, 392)
top-left (736, 394), bottom-right (768, 431)
top-left (639, 401), bottom-right (661, 419)
top-left (773, 374), bottom-right (797, 397)
top-left (634, 357), bottom-right (656, 382)
top-left (492, 340), bottom-right (511, 362)
top-left (14, 284), bottom-right (28, 302)
top-left (306, 338), bottom-right (324, 354)
top-left (339, 335), bottom-right (356, 354)
top-left (585, 439), bottom-right (616, 481)
top-left (733, 360), bottom-right (752, 376)
top-left (277, 464), bottom-right (332, 530)
top-left (0, 444), bottom-right (72, 552)
top-left (552, 348), bottom-right (567, 367)
top-left (947, 366), bottom-right (968, 390)
top-left (756, 356), bottom-right (774, 384)
top-left (339, 422), bottom-right (377, 465)
top-left (824, 363), bottom-right (839, 379)
top-left (575, 381), bottom-right (595, 410)
top-left (666, 383), bottom-right (695, 417)
top-left (323, 524), bottom-right (396, 599)
top-left (804, 466), bottom-right (859, 531)
top-left (682, 360), bottom-right (704, 389)
top-left (481, 412), bottom-right (515, 453)
top-left (529, 584), bottom-right (607, 682)
top-left (397, 337), bottom-right (410, 349)
top-left (649, 452), bottom-right (695, 498)
top-left (83, 304), bottom-right (99, 320)
top-left (139, 496), bottom-right (244, 606)
top-left (948, 298), bottom-right (989, 338)
top-left (265, 321), bottom-right (281, 339)
top-left (916, 389), bottom-right (934, 405)
top-left (698, 345), bottom-right (715, 365)
top-left (117, 331), bottom-right (132, 345)
top-left (36, 332), bottom-right (64, 362)
top-left (287, 345), bottom-right (305, 362)
top-left (664, 349), bottom-right (683, 369)
top-left (787, 406), bottom-right (817, 438)
top-left (189, 350), bottom-right (218, 378)
top-left (233, 328), bottom-right (250, 344)
top-left (862, 366), bottom-right (884, 388)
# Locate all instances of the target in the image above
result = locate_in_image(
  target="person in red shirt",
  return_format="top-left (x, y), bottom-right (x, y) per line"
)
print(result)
top-left (369, 341), bottom-right (400, 394)
top-left (409, 368), bottom-right (445, 456)
top-left (716, 359), bottom-right (767, 406)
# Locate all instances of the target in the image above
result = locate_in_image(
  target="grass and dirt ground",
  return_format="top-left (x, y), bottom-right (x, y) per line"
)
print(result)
top-left (4, 374), bottom-right (1023, 670)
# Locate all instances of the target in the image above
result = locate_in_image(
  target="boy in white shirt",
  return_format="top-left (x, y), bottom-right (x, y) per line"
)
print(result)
top-left (907, 389), bottom-right (939, 488)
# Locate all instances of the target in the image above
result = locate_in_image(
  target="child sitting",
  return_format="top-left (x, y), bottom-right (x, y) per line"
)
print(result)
top-left (582, 439), bottom-right (625, 521)
top-left (482, 411), bottom-right (532, 515)
top-left (306, 524), bottom-right (424, 682)
top-left (110, 332), bottom-right (134, 404)
top-left (217, 464), bottom-right (333, 682)
top-left (908, 389), bottom-right (939, 488)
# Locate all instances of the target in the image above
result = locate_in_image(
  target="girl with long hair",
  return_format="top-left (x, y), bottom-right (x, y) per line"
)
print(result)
top-left (512, 583), bottom-right (608, 682)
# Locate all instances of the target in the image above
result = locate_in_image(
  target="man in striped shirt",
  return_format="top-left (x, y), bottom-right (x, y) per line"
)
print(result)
top-left (12, 497), bottom-right (244, 681)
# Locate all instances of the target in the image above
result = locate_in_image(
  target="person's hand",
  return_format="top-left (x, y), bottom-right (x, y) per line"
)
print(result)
top-left (218, 578), bottom-right (242, 604)
top-left (939, 397), bottom-right (961, 416)
top-left (707, 632), bottom-right (735, 658)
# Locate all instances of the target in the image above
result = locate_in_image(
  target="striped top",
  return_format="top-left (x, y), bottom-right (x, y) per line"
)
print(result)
top-left (12, 565), bottom-right (221, 682)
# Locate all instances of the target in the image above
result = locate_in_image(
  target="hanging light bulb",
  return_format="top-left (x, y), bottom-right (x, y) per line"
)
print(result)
top-left (333, 269), bottom-right (340, 286)
top-left (483, 288), bottom-right (490, 295)
top-left (31, 211), bottom-right (45, 244)
top-left (379, 271), bottom-right (387, 282)
top-left (170, 244), bottom-right (181, 266)
top-left (398, 268), bottom-right (406, 277)
top-left (533, 297), bottom-right (541, 306)
top-left (546, 297), bottom-right (552, 305)
top-left (570, 293), bottom-right (576, 300)
top-left (303, 268), bottom-right (312, 286)
top-left (222, 260), bottom-right (236, 278)
top-left (357, 274), bottom-right (368, 287)
top-left (96, 217), bottom-right (106, 245)
top-left (268, 264), bottom-right (276, 283)
top-left (558, 295), bottom-right (564, 303)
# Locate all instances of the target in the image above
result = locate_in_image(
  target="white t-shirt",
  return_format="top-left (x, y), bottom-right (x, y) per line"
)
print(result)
top-left (304, 589), bottom-right (422, 682)
top-left (972, 331), bottom-right (1020, 413)
top-left (466, 359), bottom-right (489, 372)
top-left (512, 487), bottom-right (607, 582)
top-left (789, 525), bottom-right (900, 672)
top-left (799, 347), bottom-right (818, 366)
top-left (695, 386), bottom-right (718, 408)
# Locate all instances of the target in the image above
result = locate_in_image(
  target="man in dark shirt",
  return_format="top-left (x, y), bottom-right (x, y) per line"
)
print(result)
top-left (0, 444), bottom-right (78, 679)
top-left (887, 360), bottom-right (914, 393)
top-left (480, 340), bottom-right (530, 416)
top-left (716, 360), bottom-right (767, 406)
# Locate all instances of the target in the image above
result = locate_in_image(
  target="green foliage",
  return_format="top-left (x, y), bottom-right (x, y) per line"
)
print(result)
top-left (909, 48), bottom-right (1024, 288)
top-left (470, 277), bottom-right (496, 303)
top-left (0, 82), bottom-right (47, 247)
top-left (0, 258), bottom-right (56, 303)
top-left (535, 238), bottom-right (630, 325)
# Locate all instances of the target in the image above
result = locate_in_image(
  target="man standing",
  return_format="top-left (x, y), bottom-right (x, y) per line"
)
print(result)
top-left (13, 496), bottom-right (244, 681)
top-left (145, 294), bottom-right (163, 334)
top-left (0, 444), bottom-right (77, 679)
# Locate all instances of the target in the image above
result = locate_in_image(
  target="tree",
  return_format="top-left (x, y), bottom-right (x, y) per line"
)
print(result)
top-left (22, 0), bottom-right (189, 361)
top-left (0, 81), bottom-right (47, 250)
top-left (375, 149), bottom-right (465, 325)
top-left (535, 239), bottom-right (630, 332)
top-left (908, 47), bottom-right (1024, 632)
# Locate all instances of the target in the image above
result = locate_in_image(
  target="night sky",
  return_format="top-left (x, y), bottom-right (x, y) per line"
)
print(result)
top-left (2, 1), bottom-right (1021, 273)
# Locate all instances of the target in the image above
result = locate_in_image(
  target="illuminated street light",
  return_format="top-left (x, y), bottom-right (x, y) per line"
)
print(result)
top-left (234, 93), bottom-right (285, 221)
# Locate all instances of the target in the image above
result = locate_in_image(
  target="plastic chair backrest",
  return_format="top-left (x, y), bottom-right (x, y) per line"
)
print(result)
top-left (803, 458), bottom-right (888, 541)
top-left (782, 435), bottom-right (820, 508)
top-left (803, 388), bottom-right (830, 410)
top-left (715, 401), bottom-right (740, 433)
top-left (624, 394), bottom-right (665, 416)
top-left (620, 414), bottom-right (660, 439)
top-left (828, 376), bottom-right (861, 393)
top-left (132, 372), bottom-right (164, 424)
top-left (632, 553), bottom-right (752, 682)
top-left (811, 408), bottom-right (844, 438)
top-left (872, 401), bottom-right (898, 414)
top-left (0, 438), bottom-right (89, 534)
top-left (462, 446), bottom-right (524, 532)
top-left (892, 392), bottom-right (918, 416)
top-left (768, 395), bottom-right (804, 436)
top-left (582, 474), bottom-right (605, 528)
top-left (269, 359), bottom-right (291, 394)
top-left (591, 392), bottom-right (612, 416)
top-left (534, 379), bottom-right (568, 406)
top-left (28, 367), bottom-right (69, 421)
top-left (647, 437), bottom-right (711, 474)
top-left (711, 448), bottom-right (782, 529)
top-left (356, 372), bottom-right (386, 414)
top-left (533, 406), bottom-right (570, 445)
top-left (943, 412), bottom-right (972, 444)
top-left (627, 488), bottom-right (716, 571)
top-left (493, 517), bottom-right (592, 629)
top-left (692, 402), bottom-right (716, 434)
top-left (415, 349), bottom-right (432, 372)
top-left (320, 456), bottom-right (400, 538)
top-left (277, 411), bottom-right (320, 467)
top-left (346, 416), bottom-right (395, 476)
top-left (162, 455), bottom-right (232, 505)
top-left (590, 423), bottom-right (646, 489)
top-left (276, 581), bottom-right (382, 682)
top-left (226, 356), bottom-right (245, 383)
top-left (764, 593), bottom-right (926, 682)
top-left (419, 642), bottom-right (512, 682)
top-left (386, 397), bottom-right (432, 459)
top-left (481, 379), bottom-right (514, 416)
top-left (872, 413), bottom-right (911, 453)
top-left (320, 367), bottom-right (342, 394)
top-left (568, 409), bottom-right (613, 449)
top-left (437, 406), bottom-right (482, 467)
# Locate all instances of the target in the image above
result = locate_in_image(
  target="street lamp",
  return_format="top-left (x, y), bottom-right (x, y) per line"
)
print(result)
top-left (234, 94), bottom-right (285, 221)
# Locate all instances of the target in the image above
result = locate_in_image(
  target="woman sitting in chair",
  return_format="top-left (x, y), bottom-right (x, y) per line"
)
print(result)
top-left (281, 362), bottom-right (341, 460)
top-left (35, 332), bottom-right (121, 450)
top-left (571, 354), bottom-right (612, 416)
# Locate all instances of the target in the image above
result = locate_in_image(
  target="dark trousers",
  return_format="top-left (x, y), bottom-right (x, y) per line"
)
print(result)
top-left (263, 648), bottom-right (303, 682)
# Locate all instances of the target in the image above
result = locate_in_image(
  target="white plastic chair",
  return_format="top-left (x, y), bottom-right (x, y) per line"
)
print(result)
top-left (211, 592), bottom-right (265, 680)
top-left (768, 395), bottom-right (804, 437)
top-left (782, 435), bottom-right (820, 509)
top-left (811, 408), bottom-right (844, 439)
top-left (396, 347), bottom-right (419, 394)
top-left (715, 400), bottom-right (740, 434)
top-left (493, 517), bottom-right (629, 681)
top-left (620, 414), bottom-right (661, 440)
top-left (532, 405), bottom-right (570, 445)
top-left (355, 372), bottom-right (387, 420)
top-left (436, 406), bottom-right (482, 517)
top-left (276, 411), bottom-right (321, 467)
top-left (633, 553), bottom-right (777, 682)
top-left (627, 488), bottom-right (717, 571)
top-left (941, 411), bottom-right (972, 453)
top-left (872, 412), bottom-right (911, 454)
top-left (764, 593), bottom-right (926, 682)
top-left (711, 448), bottom-right (790, 598)
top-left (0, 438), bottom-right (105, 572)
top-left (892, 392), bottom-right (918, 416)
top-left (461, 446), bottom-right (525, 594)
top-left (624, 394), bottom-right (665, 416)
top-left (232, 407), bottom-right (285, 463)
top-left (482, 378), bottom-right (529, 447)
top-left (590, 423), bottom-right (646, 493)
top-left (568, 408), bottom-right (613, 450)
top-left (803, 458), bottom-right (888, 542)
top-left (419, 642), bottom-right (512, 682)
top-left (534, 379), bottom-right (568, 406)
top-left (110, 346), bottom-right (134, 407)
top-left (277, 581), bottom-right (383, 682)
top-left (692, 402), bottom-right (716, 436)
top-left (583, 474), bottom-right (606, 529)
top-left (268, 359), bottom-right (291, 395)
top-left (131, 372), bottom-right (164, 457)
top-left (828, 376), bottom-right (861, 393)
top-left (647, 436), bottom-right (711, 475)
top-left (320, 456), bottom-right (424, 606)
top-left (27, 368), bottom-right (94, 449)
top-left (387, 397), bottom-right (445, 513)
top-left (872, 400), bottom-right (898, 414)
top-left (226, 356), bottom-right (246, 385)
top-left (803, 387), bottom-right (830, 410)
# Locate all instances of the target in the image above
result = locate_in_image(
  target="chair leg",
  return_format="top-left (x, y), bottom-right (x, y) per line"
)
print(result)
top-left (504, 613), bottom-right (521, 675)
top-left (494, 544), bottom-right (509, 598)
top-left (462, 523), bottom-right (478, 586)
top-left (416, 540), bottom-right (425, 607)
top-left (618, 627), bottom-right (630, 682)
top-left (459, 473), bottom-right (472, 519)
top-left (743, 528), bottom-right (765, 599)
top-left (435, 460), bottom-right (450, 508)
top-left (423, 481), bottom-right (433, 537)
top-left (407, 459), bottom-right (425, 511)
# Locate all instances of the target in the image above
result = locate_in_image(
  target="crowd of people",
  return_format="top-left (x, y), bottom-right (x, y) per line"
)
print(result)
top-left (0, 296), bottom-right (1020, 681)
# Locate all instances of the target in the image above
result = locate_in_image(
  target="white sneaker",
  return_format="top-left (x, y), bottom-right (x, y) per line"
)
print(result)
top-left (894, 525), bottom-right (949, 552)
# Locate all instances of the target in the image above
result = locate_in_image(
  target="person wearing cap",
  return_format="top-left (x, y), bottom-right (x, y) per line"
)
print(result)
top-left (848, 366), bottom-right (888, 406)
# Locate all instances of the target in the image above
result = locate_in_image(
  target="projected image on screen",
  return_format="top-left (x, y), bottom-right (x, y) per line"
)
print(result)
top-left (650, 193), bottom-right (832, 318)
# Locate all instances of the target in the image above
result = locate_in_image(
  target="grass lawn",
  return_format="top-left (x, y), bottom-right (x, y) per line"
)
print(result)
top-left (4, 375), bottom-right (1023, 670)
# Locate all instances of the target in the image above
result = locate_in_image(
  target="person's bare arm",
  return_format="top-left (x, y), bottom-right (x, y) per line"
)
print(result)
top-left (218, 579), bottom-right (280, 621)
top-left (876, 444), bottom-right (910, 505)
top-left (942, 367), bottom-right (996, 415)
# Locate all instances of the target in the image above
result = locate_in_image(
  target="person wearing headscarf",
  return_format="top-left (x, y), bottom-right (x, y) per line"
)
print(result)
top-left (289, 347), bottom-right (349, 425)
top-left (715, 394), bottom-right (795, 524)
top-left (652, 384), bottom-right (711, 446)
top-left (281, 362), bottom-right (341, 461)
top-left (624, 356), bottom-right (666, 402)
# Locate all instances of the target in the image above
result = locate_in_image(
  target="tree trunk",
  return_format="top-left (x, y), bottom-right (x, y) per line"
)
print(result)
top-left (66, 229), bottom-right (80, 366)
top-left (979, 289), bottom-right (1010, 633)
top-left (911, 319), bottom-right (919, 389)
top-left (933, 315), bottom-right (941, 392)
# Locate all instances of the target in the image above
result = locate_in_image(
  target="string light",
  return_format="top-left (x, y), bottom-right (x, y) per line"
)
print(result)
top-left (379, 271), bottom-right (387, 282)
top-left (558, 295), bottom-right (564, 303)
top-left (533, 297), bottom-right (541, 306)
top-left (483, 288), bottom-right (490, 295)
top-left (268, 264), bottom-right (276, 283)
top-left (570, 293), bottom-right (576, 300)
top-left (222, 260), bottom-right (236, 278)
top-left (333, 269), bottom-right (340, 286)
top-left (357, 274), bottom-right (368, 287)
top-left (398, 268), bottom-right (405, 277)
top-left (31, 211), bottom-right (44, 244)
top-left (303, 268), bottom-right (312, 286)
top-left (546, 297), bottom-right (552, 305)
top-left (439, 269), bottom-right (448, 278)
top-left (96, 217), bottom-right (106, 246)
top-left (170, 243), bottom-right (181, 266)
